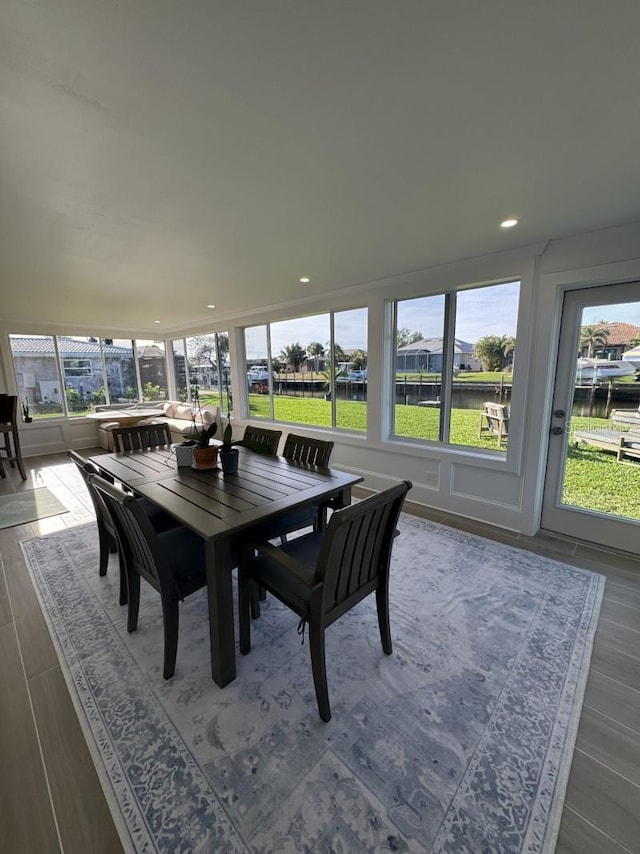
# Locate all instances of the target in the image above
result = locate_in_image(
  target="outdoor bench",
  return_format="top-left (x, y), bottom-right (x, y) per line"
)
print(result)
top-left (573, 428), bottom-right (640, 463)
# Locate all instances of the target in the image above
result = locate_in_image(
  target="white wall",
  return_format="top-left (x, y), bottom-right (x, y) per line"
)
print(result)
top-left (2, 220), bottom-right (640, 536)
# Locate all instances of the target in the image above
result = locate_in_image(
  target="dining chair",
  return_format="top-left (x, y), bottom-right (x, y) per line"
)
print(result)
top-left (242, 425), bottom-right (282, 454)
top-left (69, 450), bottom-right (180, 606)
top-left (0, 394), bottom-right (27, 480)
top-left (69, 450), bottom-right (128, 605)
top-left (239, 479), bottom-right (412, 721)
top-left (89, 472), bottom-right (208, 679)
top-left (254, 433), bottom-right (335, 546)
top-left (112, 422), bottom-right (172, 452)
top-left (282, 433), bottom-right (334, 468)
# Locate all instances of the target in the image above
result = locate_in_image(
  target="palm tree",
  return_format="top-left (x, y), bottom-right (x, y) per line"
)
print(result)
top-left (306, 341), bottom-right (325, 372)
top-left (579, 325), bottom-right (610, 358)
top-left (350, 349), bottom-right (368, 370)
top-left (327, 342), bottom-right (346, 365)
top-left (321, 365), bottom-right (347, 401)
top-left (280, 342), bottom-right (306, 370)
top-left (502, 337), bottom-right (516, 369)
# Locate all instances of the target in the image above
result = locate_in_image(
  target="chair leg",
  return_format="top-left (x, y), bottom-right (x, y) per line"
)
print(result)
top-left (250, 581), bottom-right (261, 620)
top-left (117, 550), bottom-right (128, 606)
top-left (309, 622), bottom-right (331, 722)
top-left (238, 565), bottom-right (252, 655)
top-left (127, 571), bottom-right (141, 632)
top-left (315, 502), bottom-right (328, 532)
top-left (11, 429), bottom-right (26, 480)
top-left (97, 524), bottom-right (110, 577)
top-left (161, 596), bottom-right (179, 679)
top-left (376, 585), bottom-right (393, 655)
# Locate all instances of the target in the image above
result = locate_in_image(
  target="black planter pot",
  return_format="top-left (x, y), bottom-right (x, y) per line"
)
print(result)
top-left (219, 448), bottom-right (239, 474)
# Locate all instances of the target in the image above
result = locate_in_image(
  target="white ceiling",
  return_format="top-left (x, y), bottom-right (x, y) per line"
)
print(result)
top-left (2, 0), bottom-right (640, 333)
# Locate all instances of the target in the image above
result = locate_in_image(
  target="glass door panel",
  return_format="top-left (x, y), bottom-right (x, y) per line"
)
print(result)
top-left (542, 283), bottom-right (640, 551)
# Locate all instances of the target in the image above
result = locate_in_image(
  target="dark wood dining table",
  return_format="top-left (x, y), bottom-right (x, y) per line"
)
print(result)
top-left (89, 445), bottom-right (362, 687)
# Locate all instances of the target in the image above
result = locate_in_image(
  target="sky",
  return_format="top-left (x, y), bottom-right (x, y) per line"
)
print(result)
top-left (245, 281), bottom-right (520, 359)
top-left (581, 302), bottom-right (640, 327)
top-left (245, 308), bottom-right (368, 360)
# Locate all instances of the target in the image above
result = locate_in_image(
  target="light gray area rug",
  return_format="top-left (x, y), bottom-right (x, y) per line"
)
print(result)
top-left (22, 514), bottom-right (604, 853)
top-left (0, 487), bottom-right (68, 530)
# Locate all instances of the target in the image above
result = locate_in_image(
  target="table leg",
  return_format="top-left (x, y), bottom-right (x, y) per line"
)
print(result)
top-left (205, 538), bottom-right (236, 687)
top-left (318, 487), bottom-right (352, 531)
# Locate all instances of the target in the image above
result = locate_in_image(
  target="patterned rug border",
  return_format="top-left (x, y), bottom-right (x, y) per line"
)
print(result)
top-left (21, 515), bottom-right (605, 853)
top-left (22, 532), bottom-right (244, 853)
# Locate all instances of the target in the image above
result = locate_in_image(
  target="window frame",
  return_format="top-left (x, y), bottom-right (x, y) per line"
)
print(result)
top-left (389, 280), bottom-right (521, 457)
top-left (243, 307), bottom-right (368, 433)
top-left (170, 332), bottom-right (232, 413)
top-left (7, 333), bottom-right (172, 419)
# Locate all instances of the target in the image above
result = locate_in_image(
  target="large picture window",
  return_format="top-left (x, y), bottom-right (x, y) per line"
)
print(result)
top-left (59, 337), bottom-right (106, 416)
top-left (393, 281), bottom-right (520, 452)
top-left (9, 335), bottom-right (65, 418)
top-left (170, 332), bottom-right (231, 413)
top-left (136, 340), bottom-right (168, 401)
top-left (244, 308), bottom-right (368, 432)
top-left (8, 334), bottom-right (171, 419)
top-left (103, 339), bottom-right (137, 404)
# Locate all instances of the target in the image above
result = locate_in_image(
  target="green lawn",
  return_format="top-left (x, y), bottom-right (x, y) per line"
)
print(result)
top-left (248, 394), bottom-right (508, 449)
top-left (565, 416), bottom-right (640, 519)
top-left (245, 395), bottom-right (640, 521)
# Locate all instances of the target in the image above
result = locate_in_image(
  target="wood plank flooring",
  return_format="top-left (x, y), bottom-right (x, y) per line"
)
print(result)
top-left (1, 453), bottom-right (639, 853)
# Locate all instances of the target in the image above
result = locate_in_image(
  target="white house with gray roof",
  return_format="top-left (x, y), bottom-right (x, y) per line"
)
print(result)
top-left (396, 338), bottom-right (480, 373)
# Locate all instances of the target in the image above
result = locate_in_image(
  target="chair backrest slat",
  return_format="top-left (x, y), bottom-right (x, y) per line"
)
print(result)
top-left (283, 434), bottom-right (334, 468)
top-left (112, 422), bottom-right (172, 452)
top-left (316, 481), bottom-right (411, 616)
top-left (242, 425), bottom-right (282, 455)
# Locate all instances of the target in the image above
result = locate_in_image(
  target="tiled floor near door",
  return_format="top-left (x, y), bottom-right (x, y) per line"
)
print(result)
top-left (1, 452), bottom-right (639, 852)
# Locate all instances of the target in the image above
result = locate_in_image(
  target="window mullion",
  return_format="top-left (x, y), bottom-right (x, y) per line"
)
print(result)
top-left (99, 341), bottom-right (109, 405)
top-left (266, 325), bottom-right (275, 421)
top-left (440, 292), bottom-right (457, 443)
top-left (132, 340), bottom-right (143, 402)
top-left (52, 336), bottom-right (67, 416)
top-left (329, 314), bottom-right (336, 428)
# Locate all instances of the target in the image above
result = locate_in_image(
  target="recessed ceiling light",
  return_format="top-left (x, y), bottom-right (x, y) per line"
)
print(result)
top-left (207, 304), bottom-right (216, 309)
top-left (299, 276), bottom-right (310, 284)
top-left (500, 218), bottom-right (519, 229)
top-left (154, 320), bottom-right (161, 324)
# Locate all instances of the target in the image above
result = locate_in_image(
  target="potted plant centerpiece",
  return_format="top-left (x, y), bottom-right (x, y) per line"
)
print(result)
top-left (188, 385), bottom-right (219, 470)
top-left (218, 416), bottom-right (242, 474)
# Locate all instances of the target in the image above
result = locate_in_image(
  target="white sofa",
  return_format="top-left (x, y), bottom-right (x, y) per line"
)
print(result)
top-left (95, 401), bottom-right (220, 450)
